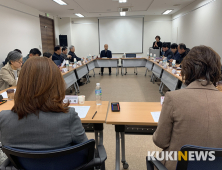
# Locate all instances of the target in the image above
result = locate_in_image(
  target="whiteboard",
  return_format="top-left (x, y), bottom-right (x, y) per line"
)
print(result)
top-left (99, 17), bottom-right (144, 53)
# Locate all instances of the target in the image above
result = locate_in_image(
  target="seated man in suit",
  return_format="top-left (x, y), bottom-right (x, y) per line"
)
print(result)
top-left (68, 45), bottom-right (85, 86)
top-left (52, 45), bottom-right (63, 64)
top-left (23, 48), bottom-right (41, 64)
top-left (162, 43), bottom-right (174, 62)
top-left (68, 45), bottom-right (81, 62)
top-left (100, 44), bottom-right (112, 76)
top-left (169, 43), bottom-right (181, 64)
top-left (178, 43), bottom-right (190, 64)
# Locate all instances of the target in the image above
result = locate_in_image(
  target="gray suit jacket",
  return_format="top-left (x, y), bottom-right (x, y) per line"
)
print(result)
top-left (0, 107), bottom-right (88, 150)
top-left (153, 80), bottom-right (222, 170)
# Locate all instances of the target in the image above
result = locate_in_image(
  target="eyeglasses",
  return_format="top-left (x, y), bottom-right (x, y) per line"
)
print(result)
top-left (16, 61), bottom-right (23, 64)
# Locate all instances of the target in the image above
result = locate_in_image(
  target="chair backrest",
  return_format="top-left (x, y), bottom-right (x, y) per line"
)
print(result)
top-left (53, 60), bottom-right (61, 66)
top-left (176, 145), bottom-right (222, 170)
top-left (126, 54), bottom-right (136, 58)
top-left (2, 139), bottom-right (95, 170)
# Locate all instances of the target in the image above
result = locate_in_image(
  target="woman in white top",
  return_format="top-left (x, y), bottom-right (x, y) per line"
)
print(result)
top-left (0, 51), bottom-right (23, 90)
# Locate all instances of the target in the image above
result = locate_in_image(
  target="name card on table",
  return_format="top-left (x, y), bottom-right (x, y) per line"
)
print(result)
top-left (72, 64), bottom-right (77, 68)
top-left (61, 60), bottom-right (66, 67)
top-left (161, 96), bottom-right (165, 105)
top-left (136, 56), bottom-right (142, 58)
top-left (63, 95), bottom-right (78, 104)
top-left (62, 68), bottom-right (68, 73)
top-left (172, 69), bottom-right (177, 74)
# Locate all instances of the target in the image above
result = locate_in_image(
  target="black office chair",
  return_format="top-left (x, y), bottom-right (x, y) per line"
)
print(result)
top-left (1, 139), bottom-right (107, 170)
top-left (53, 60), bottom-right (61, 66)
top-left (125, 54), bottom-right (137, 75)
top-left (146, 145), bottom-right (222, 170)
top-left (126, 54), bottom-right (136, 58)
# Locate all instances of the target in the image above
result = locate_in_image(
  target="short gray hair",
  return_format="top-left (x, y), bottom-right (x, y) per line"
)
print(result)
top-left (7, 51), bottom-right (23, 64)
top-left (69, 45), bottom-right (75, 51)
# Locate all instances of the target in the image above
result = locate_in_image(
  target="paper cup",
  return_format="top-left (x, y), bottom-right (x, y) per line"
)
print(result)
top-left (78, 95), bottom-right (85, 104)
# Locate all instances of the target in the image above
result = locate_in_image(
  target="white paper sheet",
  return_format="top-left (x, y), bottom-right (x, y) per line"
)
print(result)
top-left (61, 60), bottom-right (66, 67)
top-left (151, 112), bottom-right (161, 122)
top-left (1, 89), bottom-right (16, 98)
top-left (69, 106), bottom-right (90, 118)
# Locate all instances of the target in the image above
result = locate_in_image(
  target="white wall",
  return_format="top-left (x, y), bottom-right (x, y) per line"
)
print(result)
top-left (71, 18), bottom-right (100, 57)
top-left (0, 0), bottom-right (43, 61)
top-left (62, 16), bottom-right (172, 58)
top-left (172, 0), bottom-right (222, 58)
top-left (58, 18), bottom-right (73, 47)
top-left (144, 16), bottom-right (172, 57)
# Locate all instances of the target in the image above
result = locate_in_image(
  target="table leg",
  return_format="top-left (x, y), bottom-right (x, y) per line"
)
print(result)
top-left (116, 132), bottom-right (120, 170)
top-left (99, 130), bottom-right (103, 145)
top-left (93, 69), bottom-right (95, 77)
top-left (150, 73), bottom-right (154, 82)
top-left (145, 68), bottom-right (148, 76)
top-left (121, 132), bottom-right (129, 169)
top-left (76, 82), bottom-right (80, 93)
top-left (73, 83), bottom-right (77, 95)
top-left (116, 68), bottom-right (118, 76)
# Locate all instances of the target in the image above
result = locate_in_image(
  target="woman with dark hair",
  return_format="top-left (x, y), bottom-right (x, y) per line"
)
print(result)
top-left (0, 51), bottom-right (23, 90)
top-left (152, 35), bottom-right (162, 50)
top-left (0, 57), bottom-right (88, 150)
top-left (153, 46), bottom-right (222, 170)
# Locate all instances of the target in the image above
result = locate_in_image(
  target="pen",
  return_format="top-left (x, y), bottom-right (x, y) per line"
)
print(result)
top-left (92, 111), bottom-right (97, 119)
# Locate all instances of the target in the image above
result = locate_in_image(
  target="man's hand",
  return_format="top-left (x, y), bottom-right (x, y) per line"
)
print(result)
top-left (67, 55), bottom-right (72, 59)
top-left (169, 59), bottom-right (174, 62)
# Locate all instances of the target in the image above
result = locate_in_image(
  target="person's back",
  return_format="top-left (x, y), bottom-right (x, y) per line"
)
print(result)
top-left (0, 57), bottom-right (88, 150)
top-left (0, 108), bottom-right (86, 150)
top-left (153, 45), bottom-right (222, 170)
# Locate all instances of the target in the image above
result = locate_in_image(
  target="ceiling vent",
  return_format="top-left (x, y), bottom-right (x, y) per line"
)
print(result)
top-left (119, 7), bottom-right (131, 12)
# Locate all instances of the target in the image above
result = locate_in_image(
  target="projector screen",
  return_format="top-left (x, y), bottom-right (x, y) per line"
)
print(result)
top-left (99, 17), bottom-right (144, 54)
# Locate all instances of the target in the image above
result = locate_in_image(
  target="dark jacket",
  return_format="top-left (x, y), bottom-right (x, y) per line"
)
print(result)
top-left (68, 51), bottom-right (81, 62)
top-left (172, 50), bottom-right (181, 64)
top-left (60, 53), bottom-right (69, 60)
top-left (179, 48), bottom-right (190, 64)
top-left (100, 50), bottom-right (112, 58)
top-left (152, 41), bottom-right (162, 50)
top-left (52, 53), bottom-right (64, 63)
top-left (164, 49), bottom-right (174, 61)
top-left (0, 107), bottom-right (88, 150)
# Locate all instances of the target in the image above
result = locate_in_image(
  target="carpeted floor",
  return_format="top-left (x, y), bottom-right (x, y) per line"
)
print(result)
top-left (0, 67), bottom-right (164, 169)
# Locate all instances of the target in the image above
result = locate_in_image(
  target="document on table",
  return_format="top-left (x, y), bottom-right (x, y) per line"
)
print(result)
top-left (69, 106), bottom-right (90, 118)
top-left (1, 89), bottom-right (16, 98)
top-left (151, 112), bottom-right (161, 122)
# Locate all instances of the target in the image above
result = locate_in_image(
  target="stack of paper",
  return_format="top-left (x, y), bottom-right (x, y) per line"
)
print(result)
top-left (69, 106), bottom-right (90, 118)
top-left (151, 112), bottom-right (161, 122)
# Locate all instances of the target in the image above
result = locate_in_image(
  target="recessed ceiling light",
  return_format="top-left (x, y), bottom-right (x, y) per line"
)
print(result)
top-left (53, 0), bottom-right (67, 5)
top-left (119, 0), bottom-right (127, 3)
top-left (120, 12), bottom-right (126, 16)
top-left (162, 10), bottom-right (173, 15)
top-left (75, 13), bottom-right (84, 17)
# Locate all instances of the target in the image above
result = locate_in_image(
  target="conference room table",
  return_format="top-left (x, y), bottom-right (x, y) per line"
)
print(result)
top-left (121, 58), bottom-right (147, 75)
top-left (144, 59), bottom-right (184, 94)
top-left (94, 58), bottom-right (119, 76)
top-left (106, 102), bottom-right (161, 170)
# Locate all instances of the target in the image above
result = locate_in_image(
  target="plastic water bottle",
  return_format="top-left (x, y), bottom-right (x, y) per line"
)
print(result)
top-left (95, 83), bottom-right (102, 105)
